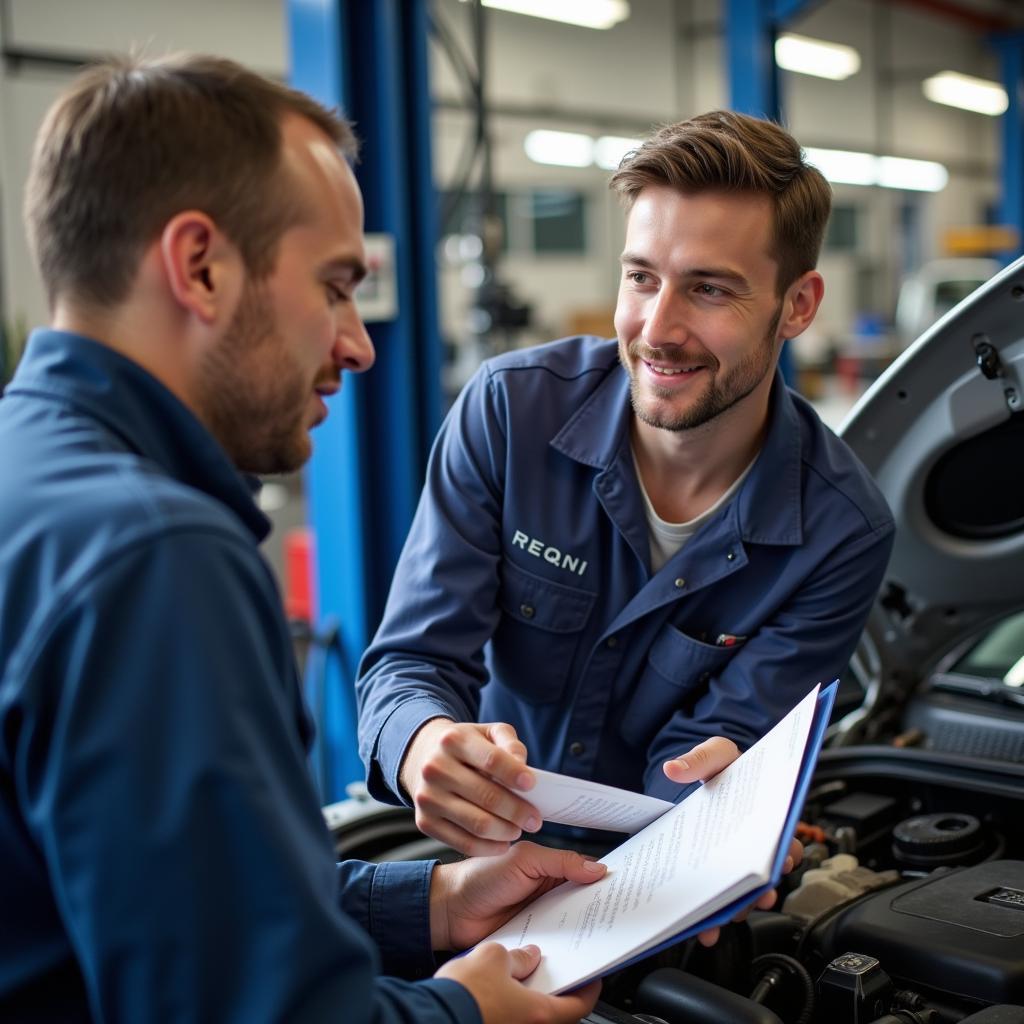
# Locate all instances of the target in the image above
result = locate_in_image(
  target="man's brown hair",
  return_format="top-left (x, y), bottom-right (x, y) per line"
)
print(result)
top-left (610, 110), bottom-right (831, 294)
top-left (24, 53), bottom-right (357, 311)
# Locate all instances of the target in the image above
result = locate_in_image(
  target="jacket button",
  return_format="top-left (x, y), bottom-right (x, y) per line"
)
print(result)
top-left (606, 635), bottom-right (618, 648)
top-left (674, 578), bottom-right (686, 589)
top-left (726, 551), bottom-right (735, 561)
top-left (520, 603), bottom-right (535, 619)
top-left (569, 741), bottom-right (585, 756)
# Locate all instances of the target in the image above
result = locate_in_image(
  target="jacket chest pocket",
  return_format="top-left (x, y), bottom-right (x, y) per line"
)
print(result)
top-left (619, 624), bottom-right (742, 749)
top-left (488, 558), bottom-right (595, 704)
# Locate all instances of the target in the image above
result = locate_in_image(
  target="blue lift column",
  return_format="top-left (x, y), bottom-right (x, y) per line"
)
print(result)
top-left (724, 0), bottom-right (822, 387)
top-left (288, 0), bottom-right (443, 800)
top-left (994, 33), bottom-right (1024, 264)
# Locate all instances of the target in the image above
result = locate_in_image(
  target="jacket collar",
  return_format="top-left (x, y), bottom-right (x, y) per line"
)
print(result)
top-left (550, 360), bottom-right (804, 547)
top-left (9, 329), bottom-right (271, 542)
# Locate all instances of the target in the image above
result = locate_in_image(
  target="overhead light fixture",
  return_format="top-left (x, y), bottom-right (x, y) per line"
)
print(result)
top-left (876, 155), bottom-right (948, 192)
top-left (804, 147), bottom-right (948, 192)
top-left (803, 147), bottom-right (877, 187)
top-left (524, 129), bottom-right (594, 167)
top-left (775, 33), bottom-right (861, 81)
top-left (459, 0), bottom-right (630, 30)
top-left (594, 135), bottom-right (641, 171)
top-left (923, 71), bottom-right (1008, 116)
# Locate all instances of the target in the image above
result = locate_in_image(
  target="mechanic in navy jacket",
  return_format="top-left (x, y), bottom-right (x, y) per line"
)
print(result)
top-left (357, 112), bottom-right (895, 856)
top-left (0, 54), bottom-right (618, 1024)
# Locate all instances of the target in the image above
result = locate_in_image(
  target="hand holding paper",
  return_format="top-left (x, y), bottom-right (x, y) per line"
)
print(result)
top-left (480, 682), bottom-right (836, 994)
top-left (400, 718), bottom-right (542, 855)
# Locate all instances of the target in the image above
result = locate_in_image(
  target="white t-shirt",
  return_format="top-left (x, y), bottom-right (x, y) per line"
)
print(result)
top-left (633, 449), bottom-right (758, 573)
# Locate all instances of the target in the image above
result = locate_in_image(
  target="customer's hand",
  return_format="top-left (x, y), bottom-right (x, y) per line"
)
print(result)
top-left (400, 717), bottom-right (541, 856)
top-left (429, 840), bottom-right (607, 951)
top-left (436, 943), bottom-right (601, 1024)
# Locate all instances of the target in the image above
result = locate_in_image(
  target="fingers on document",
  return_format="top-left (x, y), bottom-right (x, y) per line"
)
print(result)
top-left (487, 721), bottom-right (530, 767)
top-left (663, 735), bottom-right (741, 784)
top-left (442, 723), bottom-right (534, 793)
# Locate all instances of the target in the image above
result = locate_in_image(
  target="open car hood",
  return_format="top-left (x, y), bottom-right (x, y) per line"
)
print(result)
top-left (835, 253), bottom-right (1024, 738)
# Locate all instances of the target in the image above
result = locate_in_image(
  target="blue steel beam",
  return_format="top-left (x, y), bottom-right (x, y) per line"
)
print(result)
top-left (726, 0), bottom-right (780, 120)
top-left (725, 0), bottom-right (819, 383)
top-left (994, 33), bottom-right (1024, 263)
top-left (288, 0), bottom-right (443, 799)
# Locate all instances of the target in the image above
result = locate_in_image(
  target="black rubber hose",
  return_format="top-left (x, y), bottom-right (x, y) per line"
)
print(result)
top-left (750, 953), bottom-right (816, 1024)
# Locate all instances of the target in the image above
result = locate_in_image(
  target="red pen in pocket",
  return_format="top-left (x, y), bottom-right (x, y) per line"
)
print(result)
top-left (715, 633), bottom-right (747, 647)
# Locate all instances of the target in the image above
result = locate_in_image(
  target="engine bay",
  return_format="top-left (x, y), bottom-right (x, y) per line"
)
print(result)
top-left (584, 749), bottom-right (1024, 1024)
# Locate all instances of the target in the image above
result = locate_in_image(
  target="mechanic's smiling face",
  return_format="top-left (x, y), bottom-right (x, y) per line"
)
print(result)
top-left (614, 186), bottom-right (786, 433)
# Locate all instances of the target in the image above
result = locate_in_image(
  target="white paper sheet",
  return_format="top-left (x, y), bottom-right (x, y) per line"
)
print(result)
top-left (515, 768), bottom-right (673, 833)
top-left (483, 685), bottom-right (821, 994)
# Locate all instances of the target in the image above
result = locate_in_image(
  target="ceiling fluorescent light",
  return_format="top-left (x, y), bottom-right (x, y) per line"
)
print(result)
top-left (460, 0), bottom-right (630, 30)
top-left (775, 33), bottom-right (860, 81)
top-left (803, 147), bottom-right (877, 186)
top-left (594, 135), bottom-right (642, 171)
top-left (876, 156), bottom-right (948, 192)
top-left (923, 71), bottom-right (1008, 116)
top-left (524, 130), bottom-right (595, 167)
top-left (804, 147), bottom-right (948, 192)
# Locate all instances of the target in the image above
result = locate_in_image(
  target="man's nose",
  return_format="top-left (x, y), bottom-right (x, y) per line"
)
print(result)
top-left (642, 289), bottom-right (689, 345)
top-left (335, 309), bottom-right (376, 373)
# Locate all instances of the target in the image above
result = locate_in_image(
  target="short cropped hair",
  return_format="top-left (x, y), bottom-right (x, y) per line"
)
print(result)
top-left (24, 53), bottom-right (357, 310)
top-left (610, 110), bottom-right (831, 294)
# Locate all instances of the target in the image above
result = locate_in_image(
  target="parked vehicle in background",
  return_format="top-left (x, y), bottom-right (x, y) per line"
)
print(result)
top-left (895, 257), bottom-right (1001, 349)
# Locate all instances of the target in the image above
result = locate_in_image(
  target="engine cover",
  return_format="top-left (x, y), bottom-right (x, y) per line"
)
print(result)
top-left (815, 860), bottom-right (1024, 1004)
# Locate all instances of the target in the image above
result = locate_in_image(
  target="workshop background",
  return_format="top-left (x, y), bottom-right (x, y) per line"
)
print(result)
top-left (1, 0), bottom-right (1021, 798)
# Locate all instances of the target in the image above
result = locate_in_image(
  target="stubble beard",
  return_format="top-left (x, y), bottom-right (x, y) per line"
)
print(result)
top-left (197, 280), bottom-right (311, 476)
top-left (627, 304), bottom-right (782, 432)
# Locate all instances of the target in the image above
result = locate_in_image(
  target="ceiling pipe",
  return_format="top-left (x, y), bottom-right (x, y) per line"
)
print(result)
top-left (885, 0), bottom-right (1020, 35)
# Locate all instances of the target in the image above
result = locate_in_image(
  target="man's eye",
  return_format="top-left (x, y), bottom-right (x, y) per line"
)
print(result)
top-left (326, 283), bottom-right (346, 304)
top-left (626, 271), bottom-right (649, 285)
top-left (697, 283), bottom-right (724, 297)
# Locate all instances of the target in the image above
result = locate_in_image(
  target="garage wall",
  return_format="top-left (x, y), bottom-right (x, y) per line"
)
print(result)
top-left (0, 0), bottom-right (286, 344)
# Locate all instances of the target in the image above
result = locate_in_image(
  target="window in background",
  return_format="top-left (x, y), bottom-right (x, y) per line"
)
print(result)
top-left (440, 190), bottom-right (511, 253)
top-left (441, 188), bottom-right (588, 257)
top-left (530, 189), bottom-right (587, 254)
top-left (825, 203), bottom-right (859, 252)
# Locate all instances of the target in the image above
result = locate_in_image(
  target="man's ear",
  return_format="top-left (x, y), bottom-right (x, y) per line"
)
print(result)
top-left (158, 211), bottom-right (241, 325)
top-left (779, 270), bottom-right (825, 341)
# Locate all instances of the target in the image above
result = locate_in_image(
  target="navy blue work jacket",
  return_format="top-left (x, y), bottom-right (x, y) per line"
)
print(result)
top-left (0, 331), bottom-right (478, 1023)
top-left (358, 336), bottom-right (894, 806)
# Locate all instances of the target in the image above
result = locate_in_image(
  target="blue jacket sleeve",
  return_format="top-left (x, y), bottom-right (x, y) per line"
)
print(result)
top-left (356, 368), bottom-right (509, 804)
top-left (337, 859), bottom-right (437, 979)
top-left (643, 522), bottom-right (894, 802)
top-left (12, 527), bottom-right (481, 1024)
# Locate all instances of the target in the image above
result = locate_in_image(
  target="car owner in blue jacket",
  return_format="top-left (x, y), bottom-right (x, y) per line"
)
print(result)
top-left (357, 112), bottom-right (895, 857)
top-left (0, 53), bottom-right (617, 1024)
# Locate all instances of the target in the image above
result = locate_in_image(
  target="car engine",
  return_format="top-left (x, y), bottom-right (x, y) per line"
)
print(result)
top-left (578, 745), bottom-right (1024, 1024)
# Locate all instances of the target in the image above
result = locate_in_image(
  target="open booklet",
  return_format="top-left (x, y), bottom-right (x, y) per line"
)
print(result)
top-left (480, 681), bottom-right (837, 994)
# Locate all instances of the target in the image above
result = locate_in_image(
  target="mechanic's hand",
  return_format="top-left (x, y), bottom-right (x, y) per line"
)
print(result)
top-left (436, 943), bottom-right (601, 1024)
top-left (429, 841), bottom-right (608, 951)
top-left (400, 717), bottom-right (541, 856)
top-left (661, 735), bottom-right (742, 787)
top-left (692, 836), bottom-right (804, 946)
top-left (663, 737), bottom-right (805, 947)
